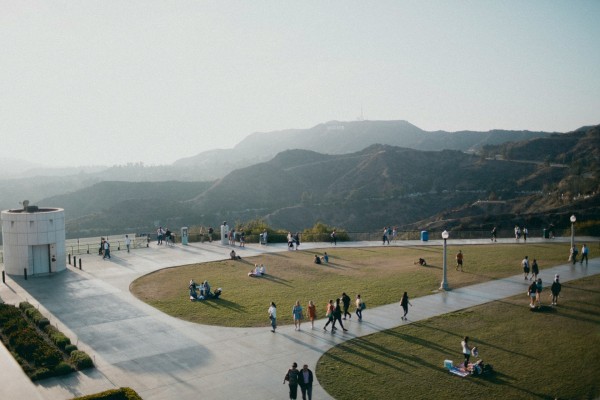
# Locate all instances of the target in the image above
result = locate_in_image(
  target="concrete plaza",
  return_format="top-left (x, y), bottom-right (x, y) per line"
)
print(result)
top-left (1, 237), bottom-right (598, 400)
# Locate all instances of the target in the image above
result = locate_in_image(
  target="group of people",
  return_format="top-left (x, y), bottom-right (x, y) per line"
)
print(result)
top-left (382, 226), bottom-right (397, 244)
top-left (156, 226), bottom-right (174, 246)
top-left (283, 362), bottom-right (313, 400)
top-left (248, 263), bottom-right (266, 277)
top-left (521, 256), bottom-right (540, 281)
top-left (313, 253), bottom-right (329, 264)
top-left (99, 238), bottom-right (111, 259)
top-left (514, 225), bottom-right (529, 241)
top-left (189, 279), bottom-right (222, 301)
top-left (570, 243), bottom-right (589, 265)
top-left (287, 232), bottom-right (301, 250)
top-left (227, 228), bottom-right (246, 247)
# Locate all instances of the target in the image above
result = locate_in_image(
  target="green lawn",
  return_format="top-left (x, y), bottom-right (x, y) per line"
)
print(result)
top-left (316, 274), bottom-right (600, 400)
top-left (130, 243), bottom-right (573, 327)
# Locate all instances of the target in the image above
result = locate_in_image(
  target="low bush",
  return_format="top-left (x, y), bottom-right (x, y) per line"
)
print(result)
top-left (18, 302), bottom-right (34, 311)
top-left (71, 387), bottom-right (143, 400)
top-left (45, 325), bottom-right (71, 349)
top-left (53, 361), bottom-right (75, 376)
top-left (0, 302), bottom-right (94, 380)
top-left (64, 344), bottom-right (78, 354)
top-left (37, 318), bottom-right (50, 330)
top-left (70, 350), bottom-right (94, 370)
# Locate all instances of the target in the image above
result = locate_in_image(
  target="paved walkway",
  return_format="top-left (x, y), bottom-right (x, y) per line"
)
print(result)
top-left (1, 238), bottom-right (598, 400)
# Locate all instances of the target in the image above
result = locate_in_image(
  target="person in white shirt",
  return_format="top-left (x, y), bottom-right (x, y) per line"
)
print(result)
top-left (125, 234), bottom-right (131, 253)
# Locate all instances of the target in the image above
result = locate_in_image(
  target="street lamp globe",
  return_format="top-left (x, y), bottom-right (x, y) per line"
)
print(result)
top-left (442, 230), bottom-right (449, 240)
top-left (570, 215), bottom-right (576, 223)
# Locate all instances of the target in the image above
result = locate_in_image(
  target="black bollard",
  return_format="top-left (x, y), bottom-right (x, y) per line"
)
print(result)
top-left (79, 258), bottom-right (82, 270)
top-left (73, 256), bottom-right (76, 267)
top-left (24, 268), bottom-right (28, 280)
top-left (68, 253), bottom-right (72, 265)
top-left (2, 270), bottom-right (5, 283)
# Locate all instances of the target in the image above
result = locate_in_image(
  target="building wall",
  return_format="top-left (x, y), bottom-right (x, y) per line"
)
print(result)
top-left (1, 208), bottom-right (66, 276)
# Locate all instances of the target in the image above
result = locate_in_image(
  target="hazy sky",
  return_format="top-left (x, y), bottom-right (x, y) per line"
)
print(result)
top-left (1, 1), bottom-right (599, 167)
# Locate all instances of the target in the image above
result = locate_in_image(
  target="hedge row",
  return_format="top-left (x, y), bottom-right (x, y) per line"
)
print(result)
top-left (0, 302), bottom-right (94, 381)
top-left (71, 387), bottom-right (143, 400)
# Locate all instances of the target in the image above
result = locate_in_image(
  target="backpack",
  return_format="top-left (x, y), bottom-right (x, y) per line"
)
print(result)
top-left (360, 302), bottom-right (366, 310)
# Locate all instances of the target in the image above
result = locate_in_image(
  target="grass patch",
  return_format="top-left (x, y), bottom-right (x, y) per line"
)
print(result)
top-left (131, 243), bottom-right (573, 327)
top-left (317, 274), bottom-right (600, 400)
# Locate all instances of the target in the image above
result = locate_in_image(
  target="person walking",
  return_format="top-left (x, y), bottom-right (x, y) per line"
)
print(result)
top-left (299, 364), bottom-right (313, 400)
top-left (570, 245), bottom-right (578, 264)
top-left (307, 300), bottom-right (316, 329)
top-left (455, 250), bottom-right (463, 271)
top-left (341, 292), bottom-right (352, 320)
top-left (292, 300), bottom-right (303, 331)
top-left (103, 239), bottom-right (111, 259)
top-left (400, 292), bottom-right (412, 320)
top-left (580, 244), bottom-right (589, 266)
top-left (355, 294), bottom-right (364, 321)
top-left (330, 230), bottom-right (337, 245)
top-left (522, 256), bottom-right (530, 280)
top-left (283, 362), bottom-right (301, 400)
top-left (551, 274), bottom-right (562, 306)
top-left (535, 278), bottom-right (543, 307)
top-left (531, 258), bottom-right (539, 281)
top-left (125, 234), bottom-right (131, 253)
top-left (323, 299), bottom-right (335, 331)
top-left (523, 227), bottom-right (528, 242)
top-left (461, 336), bottom-right (472, 369)
top-left (527, 280), bottom-right (538, 308)
top-left (331, 298), bottom-right (348, 332)
top-left (382, 227), bottom-right (389, 245)
top-left (491, 226), bottom-right (497, 242)
top-left (268, 302), bottom-right (277, 333)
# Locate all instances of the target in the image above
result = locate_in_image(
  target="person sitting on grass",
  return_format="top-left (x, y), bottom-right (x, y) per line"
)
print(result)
top-left (259, 264), bottom-right (266, 275)
top-left (415, 258), bottom-right (427, 266)
top-left (320, 252), bottom-right (329, 263)
top-left (230, 250), bottom-right (241, 260)
top-left (248, 264), bottom-right (261, 277)
top-left (314, 254), bottom-right (322, 264)
top-left (189, 279), bottom-right (198, 301)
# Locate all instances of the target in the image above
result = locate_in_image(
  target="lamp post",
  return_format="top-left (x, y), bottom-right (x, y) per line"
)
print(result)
top-left (440, 230), bottom-right (449, 291)
top-left (570, 214), bottom-right (576, 249)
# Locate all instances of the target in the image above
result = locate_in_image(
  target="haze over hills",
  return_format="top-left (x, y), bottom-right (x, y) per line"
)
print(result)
top-left (1, 121), bottom-right (597, 240)
top-left (24, 123), bottom-right (598, 239)
top-left (173, 120), bottom-right (555, 178)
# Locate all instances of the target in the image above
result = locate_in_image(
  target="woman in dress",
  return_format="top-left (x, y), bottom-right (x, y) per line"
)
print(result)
top-left (292, 300), bottom-right (303, 330)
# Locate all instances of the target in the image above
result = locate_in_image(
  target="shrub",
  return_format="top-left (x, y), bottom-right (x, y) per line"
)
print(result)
top-left (0, 304), bottom-right (21, 325)
top-left (53, 361), bottom-right (74, 376)
top-left (64, 344), bottom-right (78, 354)
top-left (33, 345), bottom-right (62, 368)
top-left (70, 350), bottom-right (94, 370)
top-left (44, 325), bottom-right (71, 349)
top-left (37, 318), bottom-right (50, 330)
top-left (71, 387), bottom-right (143, 400)
top-left (19, 302), bottom-right (34, 311)
top-left (30, 367), bottom-right (51, 381)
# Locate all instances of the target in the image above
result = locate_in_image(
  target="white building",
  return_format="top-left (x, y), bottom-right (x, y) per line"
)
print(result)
top-left (1, 205), bottom-right (66, 276)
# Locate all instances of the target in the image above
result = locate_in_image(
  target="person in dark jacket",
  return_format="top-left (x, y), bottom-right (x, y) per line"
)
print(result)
top-left (299, 364), bottom-right (314, 400)
top-left (341, 292), bottom-right (352, 320)
top-left (331, 298), bottom-right (348, 332)
top-left (551, 274), bottom-right (562, 306)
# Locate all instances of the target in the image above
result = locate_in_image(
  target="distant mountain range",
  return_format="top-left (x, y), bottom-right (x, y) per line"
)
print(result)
top-left (1, 120), bottom-right (597, 239)
top-left (173, 120), bottom-right (555, 178)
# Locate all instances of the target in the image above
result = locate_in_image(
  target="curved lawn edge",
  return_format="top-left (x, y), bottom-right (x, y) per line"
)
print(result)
top-left (129, 243), bottom-right (571, 327)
